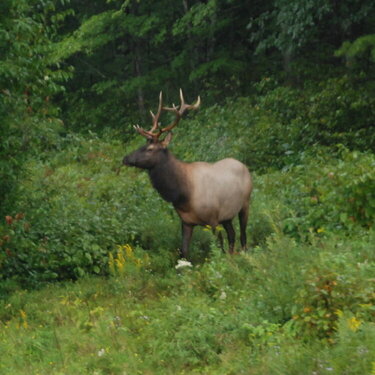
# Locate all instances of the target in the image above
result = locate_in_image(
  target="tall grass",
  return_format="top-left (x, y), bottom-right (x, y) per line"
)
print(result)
top-left (0, 231), bottom-right (374, 374)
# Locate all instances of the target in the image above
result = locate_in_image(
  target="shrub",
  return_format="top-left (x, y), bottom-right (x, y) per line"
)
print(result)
top-left (290, 238), bottom-right (375, 340)
top-left (279, 148), bottom-right (375, 237)
top-left (0, 134), bottom-right (180, 285)
top-left (238, 76), bottom-right (374, 172)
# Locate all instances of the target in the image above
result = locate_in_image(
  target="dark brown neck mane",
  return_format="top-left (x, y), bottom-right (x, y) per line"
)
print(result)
top-left (148, 151), bottom-right (190, 209)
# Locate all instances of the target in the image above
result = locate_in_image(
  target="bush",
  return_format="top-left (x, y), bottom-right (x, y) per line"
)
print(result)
top-left (279, 148), bottom-right (375, 237)
top-left (0, 134), bottom-right (180, 285)
top-left (290, 237), bottom-right (375, 340)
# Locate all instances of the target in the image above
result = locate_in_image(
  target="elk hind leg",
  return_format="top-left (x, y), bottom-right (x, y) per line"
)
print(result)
top-left (239, 206), bottom-right (249, 251)
top-left (212, 226), bottom-right (224, 252)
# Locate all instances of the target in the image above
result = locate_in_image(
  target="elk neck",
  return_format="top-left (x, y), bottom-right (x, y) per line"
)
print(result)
top-left (148, 150), bottom-right (190, 209)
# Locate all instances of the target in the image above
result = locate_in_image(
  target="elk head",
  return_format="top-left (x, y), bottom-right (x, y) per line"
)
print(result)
top-left (123, 89), bottom-right (201, 169)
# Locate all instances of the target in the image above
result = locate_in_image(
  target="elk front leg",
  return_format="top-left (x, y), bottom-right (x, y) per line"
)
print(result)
top-left (222, 220), bottom-right (235, 254)
top-left (181, 222), bottom-right (194, 259)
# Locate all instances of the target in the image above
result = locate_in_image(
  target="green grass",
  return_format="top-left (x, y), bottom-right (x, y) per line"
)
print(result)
top-left (1, 232), bottom-right (374, 375)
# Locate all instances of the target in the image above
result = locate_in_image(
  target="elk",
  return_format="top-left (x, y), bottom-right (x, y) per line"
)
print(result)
top-left (123, 90), bottom-right (252, 259)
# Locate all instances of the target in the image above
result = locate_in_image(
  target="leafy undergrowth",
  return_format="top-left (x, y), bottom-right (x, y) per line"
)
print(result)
top-left (0, 232), bottom-right (374, 375)
top-left (0, 93), bottom-right (374, 373)
top-left (1, 127), bottom-right (374, 286)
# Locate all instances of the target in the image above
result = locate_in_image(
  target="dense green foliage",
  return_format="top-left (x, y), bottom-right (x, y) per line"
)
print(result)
top-left (1, 0), bottom-right (374, 373)
top-left (0, 0), bottom-right (71, 213)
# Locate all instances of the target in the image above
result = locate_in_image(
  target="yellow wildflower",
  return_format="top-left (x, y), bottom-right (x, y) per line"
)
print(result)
top-left (347, 317), bottom-right (362, 332)
top-left (19, 310), bottom-right (28, 329)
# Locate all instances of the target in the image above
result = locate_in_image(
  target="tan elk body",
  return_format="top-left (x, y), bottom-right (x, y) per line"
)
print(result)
top-left (123, 90), bottom-right (252, 258)
top-left (174, 158), bottom-right (251, 226)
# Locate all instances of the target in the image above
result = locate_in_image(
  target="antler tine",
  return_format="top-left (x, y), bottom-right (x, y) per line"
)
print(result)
top-left (179, 88), bottom-right (185, 108)
top-left (192, 95), bottom-right (201, 109)
top-left (133, 124), bottom-right (154, 140)
top-left (150, 91), bottom-right (163, 133)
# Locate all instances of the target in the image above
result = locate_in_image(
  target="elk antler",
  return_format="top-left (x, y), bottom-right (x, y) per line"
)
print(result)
top-left (134, 89), bottom-right (201, 140)
top-left (134, 91), bottom-right (163, 139)
top-left (160, 89), bottom-right (201, 134)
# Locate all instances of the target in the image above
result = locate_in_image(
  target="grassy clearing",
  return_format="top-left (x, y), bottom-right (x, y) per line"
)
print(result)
top-left (1, 232), bottom-right (374, 375)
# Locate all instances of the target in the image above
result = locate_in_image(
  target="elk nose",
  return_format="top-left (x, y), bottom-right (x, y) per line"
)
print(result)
top-left (123, 156), bottom-right (131, 166)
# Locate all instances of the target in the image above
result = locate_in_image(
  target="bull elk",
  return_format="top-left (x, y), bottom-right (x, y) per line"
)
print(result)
top-left (123, 90), bottom-right (252, 259)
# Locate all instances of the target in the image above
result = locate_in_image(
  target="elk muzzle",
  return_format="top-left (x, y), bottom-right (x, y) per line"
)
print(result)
top-left (123, 154), bottom-right (135, 166)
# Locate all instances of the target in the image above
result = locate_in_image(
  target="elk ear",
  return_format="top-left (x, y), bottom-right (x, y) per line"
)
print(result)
top-left (161, 132), bottom-right (173, 148)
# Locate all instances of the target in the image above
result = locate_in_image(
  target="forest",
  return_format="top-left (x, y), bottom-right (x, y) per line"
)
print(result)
top-left (0, 0), bottom-right (374, 373)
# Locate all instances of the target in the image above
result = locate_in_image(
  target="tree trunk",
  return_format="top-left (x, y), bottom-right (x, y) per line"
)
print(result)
top-left (181, 0), bottom-right (197, 92)
top-left (134, 40), bottom-right (146, 120)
